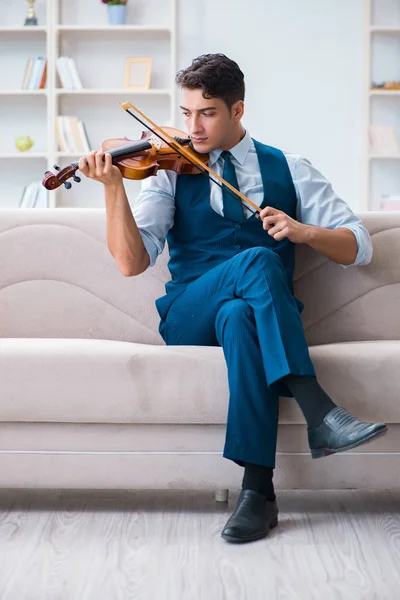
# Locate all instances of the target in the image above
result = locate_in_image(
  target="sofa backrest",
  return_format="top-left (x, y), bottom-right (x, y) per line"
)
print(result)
top-left (294, 211), bottom-right (400, 345)
top-left (0, 209), bottom-right (399, 345)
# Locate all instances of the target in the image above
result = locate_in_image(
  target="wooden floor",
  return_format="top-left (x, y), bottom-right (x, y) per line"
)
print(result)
top-left (0, 489), bottom-right (398, 600)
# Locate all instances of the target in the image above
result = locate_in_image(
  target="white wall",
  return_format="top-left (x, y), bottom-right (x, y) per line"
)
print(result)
top-left (178, 0), bottom-right (365, 211)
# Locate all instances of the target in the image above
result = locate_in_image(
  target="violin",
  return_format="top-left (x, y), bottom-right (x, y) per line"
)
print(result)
top-left (42, 127), bottom-right (208, 191)
top-left (41, 101), bottom-right (261, 216)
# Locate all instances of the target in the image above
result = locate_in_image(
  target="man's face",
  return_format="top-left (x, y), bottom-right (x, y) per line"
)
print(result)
top-left (180, 88), bottom-right (242, 154)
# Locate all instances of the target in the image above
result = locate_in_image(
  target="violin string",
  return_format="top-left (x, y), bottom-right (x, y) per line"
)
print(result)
top-left (124, 107), bottom-right (258, 217)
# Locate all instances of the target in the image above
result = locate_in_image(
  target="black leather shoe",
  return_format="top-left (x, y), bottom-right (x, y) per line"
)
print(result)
top-left (221, 489), bottom-right (278, 544)
top-left (308, 406), bottom-right (388, 459)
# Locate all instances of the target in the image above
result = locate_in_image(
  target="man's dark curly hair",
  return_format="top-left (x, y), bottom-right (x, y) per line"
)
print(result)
top-left (175, 53), bottom-right (245, 111)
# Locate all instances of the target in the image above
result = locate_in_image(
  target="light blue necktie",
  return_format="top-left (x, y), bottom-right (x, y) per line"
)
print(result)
top-left (220, 150), bottom-right (245, 223)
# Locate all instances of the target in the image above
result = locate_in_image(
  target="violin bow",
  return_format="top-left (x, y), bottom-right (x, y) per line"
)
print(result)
top-left (120, 101), bottom-right (261, 217)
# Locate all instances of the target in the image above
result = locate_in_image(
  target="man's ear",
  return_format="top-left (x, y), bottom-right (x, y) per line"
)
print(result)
top-left (232, 100), bottom-right (244, 122)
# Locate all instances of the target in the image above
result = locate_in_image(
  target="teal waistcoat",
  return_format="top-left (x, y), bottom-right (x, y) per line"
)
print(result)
top-left (155, 139), bottom-right (302, 320)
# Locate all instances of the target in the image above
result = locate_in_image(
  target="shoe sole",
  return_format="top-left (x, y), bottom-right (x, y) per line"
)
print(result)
top-left (221, 515), bottom-right (278, 544)
top-left (310, 424), bottom-right (388, 459)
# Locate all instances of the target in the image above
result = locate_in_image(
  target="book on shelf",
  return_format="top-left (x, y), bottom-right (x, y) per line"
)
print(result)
top-left (55, 116), bottom-right (92, 153)
top-left (21, 56), bottom-right (47, 90)
top-left (19, 181), bottom-right (48, 209)
top-left (369, 126), bottom-right (400, 155)
top-left (56, 56), bottom-right (83, 89)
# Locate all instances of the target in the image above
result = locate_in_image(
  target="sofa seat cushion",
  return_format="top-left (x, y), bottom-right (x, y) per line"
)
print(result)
top-left (1, 338), bottom-right (399, 424)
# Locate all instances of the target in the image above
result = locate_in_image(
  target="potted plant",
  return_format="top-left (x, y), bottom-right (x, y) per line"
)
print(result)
top-left (102, 0), bottom-right (128, 25)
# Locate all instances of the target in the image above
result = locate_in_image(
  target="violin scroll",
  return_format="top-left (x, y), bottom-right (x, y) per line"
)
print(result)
top-left (42, 163), bottom-right (81, 191)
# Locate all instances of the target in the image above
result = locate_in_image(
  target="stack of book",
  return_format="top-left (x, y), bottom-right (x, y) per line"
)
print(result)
top-left (19, 181), bottom-right (49, 208)
top-left (369, 126), bottom-right (400, 156)
top-left (56, 56), bottom-right (83, 89)
top-left (22, 57), bottom-right (47, 89)
top-left (56, 116), bottom-right (91, 153)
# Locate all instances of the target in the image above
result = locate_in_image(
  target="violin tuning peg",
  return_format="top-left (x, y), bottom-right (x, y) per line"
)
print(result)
top-left (64, 181), bottom-right (72, 190)
top-left (73, 175), bottom-right (81, 183)
top-left (53, 164), bottom-right (61, 171)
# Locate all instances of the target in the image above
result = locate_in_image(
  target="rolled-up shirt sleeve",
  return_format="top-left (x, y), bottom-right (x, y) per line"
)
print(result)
top-left (291, 155), bottom-right (373, 268)
top-left (131, 170), bottom-right (177, 267)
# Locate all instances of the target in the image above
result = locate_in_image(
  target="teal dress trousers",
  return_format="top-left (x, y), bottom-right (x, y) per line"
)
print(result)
top-left (155, 140), bottom-right (316, 468)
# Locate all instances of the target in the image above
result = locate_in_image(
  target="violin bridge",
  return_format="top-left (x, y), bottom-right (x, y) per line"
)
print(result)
top-left (149, 135), bottom-right (162, 151)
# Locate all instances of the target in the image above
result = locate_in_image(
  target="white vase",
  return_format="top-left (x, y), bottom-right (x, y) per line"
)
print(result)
top-left (107, 5), bottom-right (127, 25)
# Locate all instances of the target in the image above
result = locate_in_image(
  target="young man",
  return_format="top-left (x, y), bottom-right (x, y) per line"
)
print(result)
top-left (79, 53), bottom-right (388, 545)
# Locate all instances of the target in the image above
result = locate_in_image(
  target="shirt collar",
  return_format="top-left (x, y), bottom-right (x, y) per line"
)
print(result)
top-left (209, 129), bottom-right (252, 167)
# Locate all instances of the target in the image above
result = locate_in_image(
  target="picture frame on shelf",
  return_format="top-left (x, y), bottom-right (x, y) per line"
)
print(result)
top-left (124, 57), bottom-right (152, 91)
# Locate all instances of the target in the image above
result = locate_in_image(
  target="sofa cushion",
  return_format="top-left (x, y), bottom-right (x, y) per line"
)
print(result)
top-left (1, 338), bottom-right (399, 424)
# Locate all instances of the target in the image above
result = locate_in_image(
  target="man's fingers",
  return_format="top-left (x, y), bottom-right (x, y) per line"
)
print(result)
top-left (87, 150), bottom-right (97, 167)
top-left (263, 219), bottom-right (272, 231)
top-left (267, 223), bottom-right (281, 237)
top-left (77, 151), bottom-right (95, 178)
top-left (95, 150), bottom-right (104, 164)
top-left (76, 150), bottom-right (118, 185)
top-left (262, 214), bottom-right (280, 230)
top-left (259, 206), bottom-right (279, 219)
top-left (82, 151), bottom-right (96, 174)
top-left (273, 227), bottom-right (289, 241)
top-left (94, 151), bottom-right (105, 174)
top-left (267, 222), bottom-right (288, 238)
top-left (103, 152), bottom-right (112, 175)
top-left (78, 156), bottom-right (88, 172)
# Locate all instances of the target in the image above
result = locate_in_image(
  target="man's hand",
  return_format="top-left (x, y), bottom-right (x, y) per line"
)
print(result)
top-left (78, 150), bottom-right (123, 187)
top-left (259, 206), bottom-right (310, 244)
top-left (259, 206), bottom-right (359, 265)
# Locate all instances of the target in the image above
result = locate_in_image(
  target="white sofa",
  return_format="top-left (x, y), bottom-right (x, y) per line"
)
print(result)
top-left (1, 209), bottom-right (399, 492)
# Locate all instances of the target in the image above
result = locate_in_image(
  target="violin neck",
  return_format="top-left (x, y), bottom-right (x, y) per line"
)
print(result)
top-left (73, 136), bottom-right (191, 168)
top-left (109, 140), bottom-right (152, 161)
top-left (69, 140), bottom-right (152, 171)
top-left (108, 137), bottom-right (191, 160)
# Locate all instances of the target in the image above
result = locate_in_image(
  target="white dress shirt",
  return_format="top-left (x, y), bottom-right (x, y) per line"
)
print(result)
top-left (132, 130), bottom-right (373, 268)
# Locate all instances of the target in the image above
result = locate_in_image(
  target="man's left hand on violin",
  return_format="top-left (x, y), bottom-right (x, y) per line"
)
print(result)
top-left (259, 206), bottom-right (311, 244)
